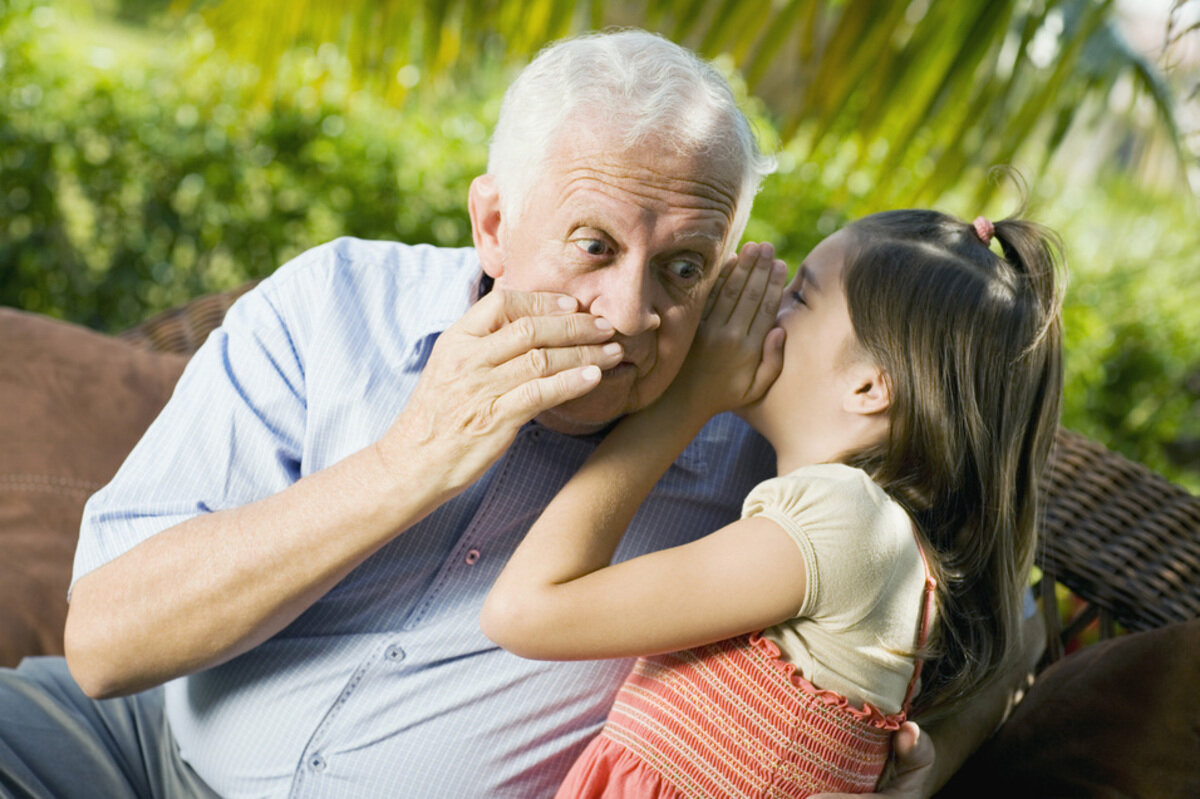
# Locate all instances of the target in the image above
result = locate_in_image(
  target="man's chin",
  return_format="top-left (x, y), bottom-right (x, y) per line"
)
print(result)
top-left (535, 397), bottom-right (624, 436)
top-left (535, 378), bottom-right (640, 436)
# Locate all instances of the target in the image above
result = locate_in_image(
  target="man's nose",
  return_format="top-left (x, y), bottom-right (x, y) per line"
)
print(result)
top-left (587, 260), bottom-right (661, 336)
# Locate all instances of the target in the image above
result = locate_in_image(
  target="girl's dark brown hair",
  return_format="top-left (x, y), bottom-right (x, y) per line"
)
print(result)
top-left (840, 209), bottom-right (1064, 721)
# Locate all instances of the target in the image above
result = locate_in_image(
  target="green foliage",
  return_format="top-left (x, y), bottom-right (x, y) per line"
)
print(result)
top-left (186, 0), bottom-right (1192, 212)
top-left (1046, 178), bottom-right (1200, 489)
top-left (1, 1), bottom-right (1196, 490)
top-left (1, 2), bottom-right (501, 329)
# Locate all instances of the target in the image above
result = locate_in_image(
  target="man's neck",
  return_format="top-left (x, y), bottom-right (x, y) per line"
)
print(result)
top-left (532, 412), bottom-right (621, 441)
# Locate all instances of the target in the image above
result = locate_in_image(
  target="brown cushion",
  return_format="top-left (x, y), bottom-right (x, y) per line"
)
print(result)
top-left (0, 308), bottom-right (186, 667)
top-left (938, 618), bottom-right (1200, 798)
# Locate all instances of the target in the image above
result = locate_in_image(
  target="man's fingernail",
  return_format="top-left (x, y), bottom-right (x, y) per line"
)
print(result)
top-left (595, 317), bottom-right (613, 331)
top-left (557, 296), bottom-right (577, 311)
top-left (602, 342), bottom-right (622, 356)
top-left (580, 365), bottom-right (602, 383)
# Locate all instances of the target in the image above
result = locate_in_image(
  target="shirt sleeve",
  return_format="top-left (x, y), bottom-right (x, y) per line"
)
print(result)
top-left (71, 248), bottom-right (331, 589)
top-left (741, 463), bottom-right (912, 628)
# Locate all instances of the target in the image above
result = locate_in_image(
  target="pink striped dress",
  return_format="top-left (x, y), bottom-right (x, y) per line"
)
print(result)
top-left (556, 554), bottom-right (936, 797)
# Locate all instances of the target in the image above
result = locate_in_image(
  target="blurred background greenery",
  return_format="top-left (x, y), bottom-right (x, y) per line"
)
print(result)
top-left (1, 0), bottom-right (1197, 490)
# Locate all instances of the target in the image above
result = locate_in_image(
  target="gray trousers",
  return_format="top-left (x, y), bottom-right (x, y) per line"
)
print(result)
top-left (0, 657), bottom-right (220, 799)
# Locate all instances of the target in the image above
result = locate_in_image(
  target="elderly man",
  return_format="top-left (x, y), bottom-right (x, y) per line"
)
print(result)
top-left (0, 30), bottom-right (1024, 798)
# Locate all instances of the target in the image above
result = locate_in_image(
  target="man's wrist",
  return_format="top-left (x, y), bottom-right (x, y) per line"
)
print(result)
top-left (365, 438), bottom-right (453, 527)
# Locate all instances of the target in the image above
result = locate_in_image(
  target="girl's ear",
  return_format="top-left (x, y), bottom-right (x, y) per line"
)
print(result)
top-left (468, 174), bottom-right (505, 280)
top-left (843, 364), bottom-right (891, 416)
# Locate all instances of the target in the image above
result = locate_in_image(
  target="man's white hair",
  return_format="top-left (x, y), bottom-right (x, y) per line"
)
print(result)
top-left (487, 29), bottom-right (776, 253)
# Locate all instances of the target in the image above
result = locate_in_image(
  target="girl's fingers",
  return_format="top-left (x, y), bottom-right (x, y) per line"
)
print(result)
top-left (707, 242), bottom-right (764, 324)
top-left (749, 326), bottom-right (786, 401)
top-left (702, 254), bottom-right (738, 320)
top-left (747, 259), bottom-right (787, 341)
top-left (726, 245), bottom-right (781, 335)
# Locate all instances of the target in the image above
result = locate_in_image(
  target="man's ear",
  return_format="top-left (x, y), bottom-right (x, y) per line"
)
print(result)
top-left (468, 174), bottom-right (505, 280)
top-left (843, 364), bottom-right (891, 416)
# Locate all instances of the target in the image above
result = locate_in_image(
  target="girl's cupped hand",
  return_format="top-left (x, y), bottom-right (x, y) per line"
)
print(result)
top-left (667, 241), bottom-right (786, 419)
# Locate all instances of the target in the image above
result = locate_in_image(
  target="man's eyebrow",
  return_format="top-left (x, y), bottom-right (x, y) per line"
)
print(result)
top-left (571, 218), bottom-right (612, 234)
top-left (670, 230), bottom-right (725, 248)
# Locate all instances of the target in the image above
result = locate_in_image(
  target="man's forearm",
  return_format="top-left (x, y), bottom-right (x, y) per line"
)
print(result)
top-left (64, 441), bottom-right (449, 699)
top-left (64, 289), bottom-right (624, 699)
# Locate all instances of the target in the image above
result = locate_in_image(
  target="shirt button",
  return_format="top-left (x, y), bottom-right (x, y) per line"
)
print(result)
top-left (385, 644), bottom-right (406, 662)
top-left (465, 548), bottom-right (481, 565)
top-left (308, 754), bottom-right (327, 772)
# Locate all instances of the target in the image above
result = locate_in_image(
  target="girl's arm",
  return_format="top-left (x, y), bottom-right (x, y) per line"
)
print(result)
top-left (482, 243), bottom-right (806, 660)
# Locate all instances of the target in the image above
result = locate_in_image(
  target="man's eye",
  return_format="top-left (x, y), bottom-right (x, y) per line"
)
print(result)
top-left (574, 239), bottom-right (610, 256)
top-left (666, 260), bottom-right (702, 283)
top-left (791, 290), bottom-right (807, 306)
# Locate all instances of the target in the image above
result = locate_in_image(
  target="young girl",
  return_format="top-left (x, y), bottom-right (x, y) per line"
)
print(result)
top-left (481, 210), bottom-right (1064, 797)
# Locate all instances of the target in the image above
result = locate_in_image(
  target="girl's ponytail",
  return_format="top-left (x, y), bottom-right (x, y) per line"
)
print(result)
top-left (993, 218), bottom-right (1066, 359)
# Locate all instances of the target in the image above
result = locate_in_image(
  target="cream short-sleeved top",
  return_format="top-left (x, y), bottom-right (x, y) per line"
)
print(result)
top-left (744, 463), bottom-right (931, 714)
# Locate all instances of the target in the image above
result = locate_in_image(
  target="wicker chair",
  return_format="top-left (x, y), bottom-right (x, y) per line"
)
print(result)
top-left (117, 281), bottom-right (260, 354)
top-left (1037, 428), bottom-right (1200, 663)
top-left (119, 282), bottom-right (1200, 670)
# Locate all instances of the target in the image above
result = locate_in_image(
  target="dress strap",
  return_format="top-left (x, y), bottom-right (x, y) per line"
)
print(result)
top-left (902, 523), bottom-right (938, 710)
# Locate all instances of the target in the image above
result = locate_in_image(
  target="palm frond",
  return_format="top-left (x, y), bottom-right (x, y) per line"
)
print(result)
top-left (186, 0), bottom-right (1191, 211)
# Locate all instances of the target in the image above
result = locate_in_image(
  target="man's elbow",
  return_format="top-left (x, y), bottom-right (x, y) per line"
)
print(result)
top-left (64, 615), bottom-right (119, 699)
top-left (63, 600), bottom-right (143, 699)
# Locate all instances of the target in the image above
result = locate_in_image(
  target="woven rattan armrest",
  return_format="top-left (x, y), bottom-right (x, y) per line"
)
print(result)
top-left (1037, 429), bottom-right (1200, 663)
top-left (117, 281), bottom-right (260, 355)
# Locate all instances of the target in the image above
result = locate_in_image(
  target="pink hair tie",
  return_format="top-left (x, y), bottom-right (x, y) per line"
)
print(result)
top-left (972, 216), bottom-right (994, 245)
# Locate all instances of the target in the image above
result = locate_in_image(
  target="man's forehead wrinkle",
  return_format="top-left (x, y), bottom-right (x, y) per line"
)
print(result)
top-left (569, 163), bottom-right (738, 204)
top-left (560, 159), bottom-right (739, 214)
top-left (558, 174), bottom-right (737, 224)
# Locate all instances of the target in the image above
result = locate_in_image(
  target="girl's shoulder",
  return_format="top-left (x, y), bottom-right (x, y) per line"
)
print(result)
top-left (746, 464), bottom-right (925, 638)
top-left (744, 463), bottom-right (895, 517)
top-left (742, 463), bottom-right (913, 559)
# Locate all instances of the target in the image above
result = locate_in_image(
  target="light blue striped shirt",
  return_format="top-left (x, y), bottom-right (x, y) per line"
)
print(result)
top-left (75, 237), bottom-right (775, 798)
